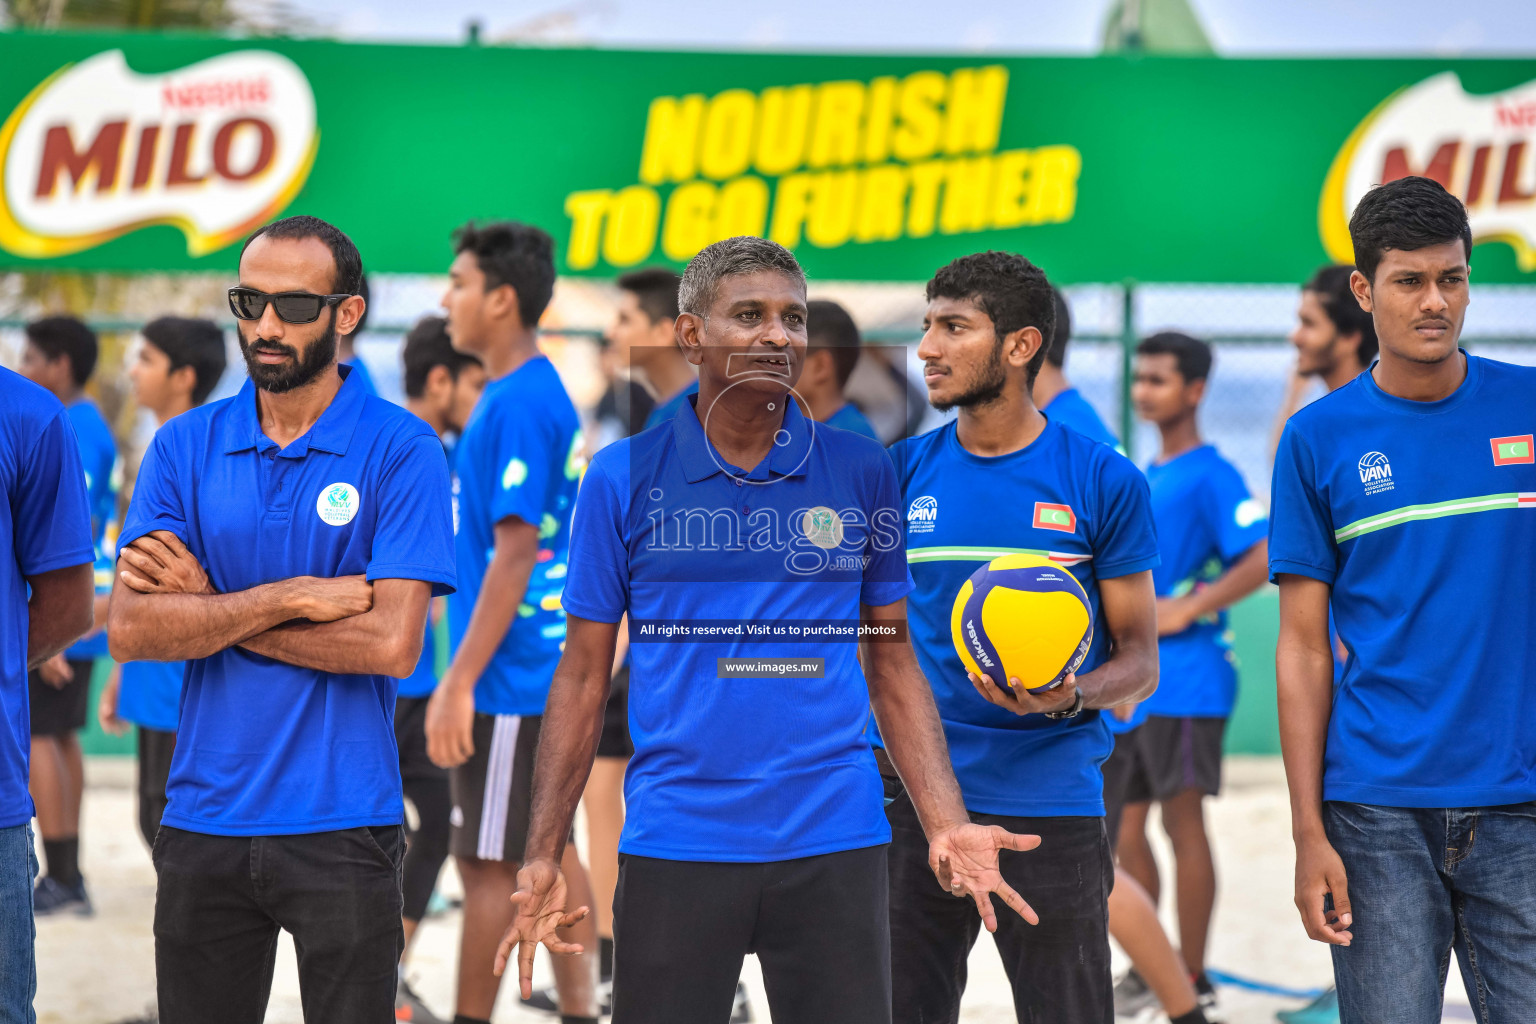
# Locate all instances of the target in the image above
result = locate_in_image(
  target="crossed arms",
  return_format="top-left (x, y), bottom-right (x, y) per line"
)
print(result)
top-left (107, 530), bottom-right (430, 678)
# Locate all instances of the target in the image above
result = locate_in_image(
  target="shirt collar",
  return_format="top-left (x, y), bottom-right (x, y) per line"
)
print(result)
top-left (671, 391), bottom-right (814, 484)
top-left (220, 364), bottom-right (367, 457)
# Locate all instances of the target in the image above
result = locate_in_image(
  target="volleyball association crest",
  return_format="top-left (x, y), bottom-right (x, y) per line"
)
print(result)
top-left (317, 482), bottom-right (360, 526)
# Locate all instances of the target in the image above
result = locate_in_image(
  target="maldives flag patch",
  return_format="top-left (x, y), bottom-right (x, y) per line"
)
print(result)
top-left (1033, 502), bottom-right (1077, 533)
top-left (1491, 435), bottom-right (1535, 466)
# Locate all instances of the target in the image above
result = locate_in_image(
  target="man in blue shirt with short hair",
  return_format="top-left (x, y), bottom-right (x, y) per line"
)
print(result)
top-left (1273, 175), bottom-right (1536, 1023)
top-left (0, 366), bottom-right (95, 1024)
top-left (497, 237), bottom-right (1036, 1024)
top-left (804, 298), bottom-right (879, 440)
top-left (108, 215), bottom-right (455, 1024)
top-left (1109, 332), bottom-right (1268, 1022)
top-left (18, 315), bottom-right (120, 915)
top-left (886, 252), bottom-right (1162, 1024)
top-left (426, 221), bottom-right (599, 1024)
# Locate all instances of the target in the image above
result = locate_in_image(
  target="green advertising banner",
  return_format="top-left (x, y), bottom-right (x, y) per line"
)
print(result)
top-left (0, 32), bottom-right (1533, 283)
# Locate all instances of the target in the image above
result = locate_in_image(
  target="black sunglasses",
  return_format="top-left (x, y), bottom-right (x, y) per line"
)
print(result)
top-left (228, 287), bottom-right (352, 325)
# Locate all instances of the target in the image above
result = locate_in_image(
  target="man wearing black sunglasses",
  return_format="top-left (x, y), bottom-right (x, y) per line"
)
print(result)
top-left (107, 215), bottom-right (457, 1024)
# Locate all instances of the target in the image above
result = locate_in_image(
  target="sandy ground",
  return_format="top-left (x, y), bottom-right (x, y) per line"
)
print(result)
top-left (34, 756), bottom-right (1476, 1024)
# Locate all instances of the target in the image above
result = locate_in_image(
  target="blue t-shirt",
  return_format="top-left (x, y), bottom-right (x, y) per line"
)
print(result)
top-left (826, 402), bottom-right (879, 440)
top-left (1044, 388), bottom-right (1119, 448)
top-left (1144, 445), bottom-right (1267, 719)
top-left (343, 354), bottom-right (379, 397)
top-left (64, 398), bottom-right (119, 660)
top-left (117, 660), bottom-right (183, 733)
top-left (449, 355), bottom-right (583, 715)
top-left (642, 379), bottom-right (699, 430)
top-left (562, 396), bottom-right (912, 862)
top-left (119, 367), bottom-right (456, 836)
top-left (1, 369), bottom-right (93, 827)
top-left (1270, 354), bottom-right (1536, 809)
top-left (887, 418), bottom-right (1159, 816)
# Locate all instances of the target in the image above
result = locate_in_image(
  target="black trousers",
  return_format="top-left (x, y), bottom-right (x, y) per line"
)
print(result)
top-left (136, 727), bottom-right (176, 849)
top-left (153, 824), bottom-right (405, 1024)
top-left (612, 845), bottom-right (891, 1024)
top-left (885, 781), bottom-right (1114, 1024)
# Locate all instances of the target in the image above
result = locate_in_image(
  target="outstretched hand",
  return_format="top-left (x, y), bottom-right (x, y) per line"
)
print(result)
top-left (493, 857), bottom-right (592, 998)
top-left (929, 822), bottom-right (1042, 933)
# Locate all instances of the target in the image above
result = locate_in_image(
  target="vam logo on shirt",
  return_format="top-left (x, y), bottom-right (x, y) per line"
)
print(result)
top-left (502, 457), bottom-right (528, 489)
top-left (1491, 434), bottom-right (1534, 466)
top-left (801, 506), bottom-right (845, 549)
top-left (316, 482), bottom-right (360, 526)
top-left (1032, 502), bottom-right (1076, 533)
top-left (908, 495), bottom-right (938, 534)
top-left (1357, 451), bottom-right (1394, 495)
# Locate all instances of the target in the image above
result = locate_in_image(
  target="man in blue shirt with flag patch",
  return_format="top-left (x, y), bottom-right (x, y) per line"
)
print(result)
top-left (18, 314), bottom-right (121, 915)
top-left (1110, 331), bottom-right (1268, 1021)
top-left (888, 251), bottom-right (1161, 1024)
top-left (495, 237), bottom-right (1037, 1024)
top-left (1273, 176), bottom-right (1536, 1023)
top-left (426, 221), bottom-right (600, 1024)
top-left (1, 365), bottom-right (95, 1024)
top-left (107, 216), bottom-right (455, 1024)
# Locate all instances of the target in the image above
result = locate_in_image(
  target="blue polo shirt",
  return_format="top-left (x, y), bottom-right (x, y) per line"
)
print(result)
top-left (886, 418), bottom-right (1159, 816)
top-left (64, 397), bottom-right (119, 660)
top-left (563, 394), bottom-right (912, 862)
top-left (449, 355), bottom-right (583, 716)
top-left (1270, 354), bottom-right (1536, 809)
top-left (826, 402), bottom-right (879, 440)
top-left (1144, 445), bottom-right (1267, 719)
top-left (1, 369), bottom-right (94, 828)
top-left (642, 379), bottom-right (699, 430)
top-left (1044, 388), bottom-right (1118, 449)
top-left (119, 366), bottom-right (456, 836)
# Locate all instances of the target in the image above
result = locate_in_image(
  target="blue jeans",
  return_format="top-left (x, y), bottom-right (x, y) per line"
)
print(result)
top-left (0, 823), bottom-right (38, 1024)
top-left (1325, 801), bottom-right (1536, 1024)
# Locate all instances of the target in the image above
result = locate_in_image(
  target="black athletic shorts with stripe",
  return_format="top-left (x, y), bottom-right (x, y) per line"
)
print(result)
top-left (449, 713), bottom-right (544, 862)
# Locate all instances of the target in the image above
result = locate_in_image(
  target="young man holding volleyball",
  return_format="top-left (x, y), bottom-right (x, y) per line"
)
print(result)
top-left (492, 236), bottom-right (1036, 1024)
top-left (884, 251), bottom-right (1163, 1024)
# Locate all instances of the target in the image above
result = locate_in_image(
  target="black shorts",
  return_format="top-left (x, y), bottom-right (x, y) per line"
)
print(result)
top-left (596, 665), bottom-right (633, 760)
top-left (1103, 716), bottom-right (1226, 846)
top-left (394, 696), bottom-right (448, 785)
top-left (29, 658), bottom-right (94, 736)
top-left (137, 726), bottom-right (177, 848)
top-left (449, 713), bottom-right (543, 862)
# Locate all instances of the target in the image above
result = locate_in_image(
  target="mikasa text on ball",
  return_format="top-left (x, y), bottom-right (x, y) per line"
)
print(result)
top-left (950, 554), bottom-right (1093, 695)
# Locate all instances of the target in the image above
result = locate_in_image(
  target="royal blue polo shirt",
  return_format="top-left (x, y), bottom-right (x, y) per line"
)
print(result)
top-left (1270, 353), bottom-right (1536, 809)
top-left (64, 397), bottom-right (119, 660)
top-left (1044, 387), bottom-right (1119, 449)
top-left (1, 369), bottom-right (93, 827)
top-left (1144, 445), bottom-right (1267, 719)
top-left (118, 366), bottom-right (455, 836)
top-left (642, 379), bottom-right (699, 430)
top-left (563, 394), bottom-right (912, 862)
top-left (884, 417), bottom-right (1159, 817)
top-left (449, 355), bottom-right (583, 716)
top-left (826, 402), bottom-right (879, 440)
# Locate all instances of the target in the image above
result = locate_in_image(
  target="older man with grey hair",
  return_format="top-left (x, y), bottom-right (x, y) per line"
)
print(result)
top-left (493, 236), bottom-right (1038, 1024)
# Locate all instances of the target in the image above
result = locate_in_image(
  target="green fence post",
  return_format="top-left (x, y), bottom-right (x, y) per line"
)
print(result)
top-left (1119, 280), bottom-right (1137, 460)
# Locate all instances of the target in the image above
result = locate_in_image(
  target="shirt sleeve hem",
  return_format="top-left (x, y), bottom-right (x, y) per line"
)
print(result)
top-left (18, 546), bottom-right (96, 578)
top-left (117, 519), bottom-right (188, 552)
top-left (859, 580), bottom-right (915, 607)
top-left (1268, 559), bottom-right (1335, 586)
top-left (1093, 553), bottom-right (1161, 579)
top-left (560, 600), bottom-right (625, 625)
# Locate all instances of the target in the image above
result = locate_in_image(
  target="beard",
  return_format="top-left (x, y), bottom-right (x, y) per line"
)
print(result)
top-left (930, 339), bottom-right (1008, 412)
top-left (239, 315), bottom-right (338, 394)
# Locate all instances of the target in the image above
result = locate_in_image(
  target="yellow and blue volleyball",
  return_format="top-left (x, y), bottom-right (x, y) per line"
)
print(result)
top-left (950, 554), bottom-right (1093, 695)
